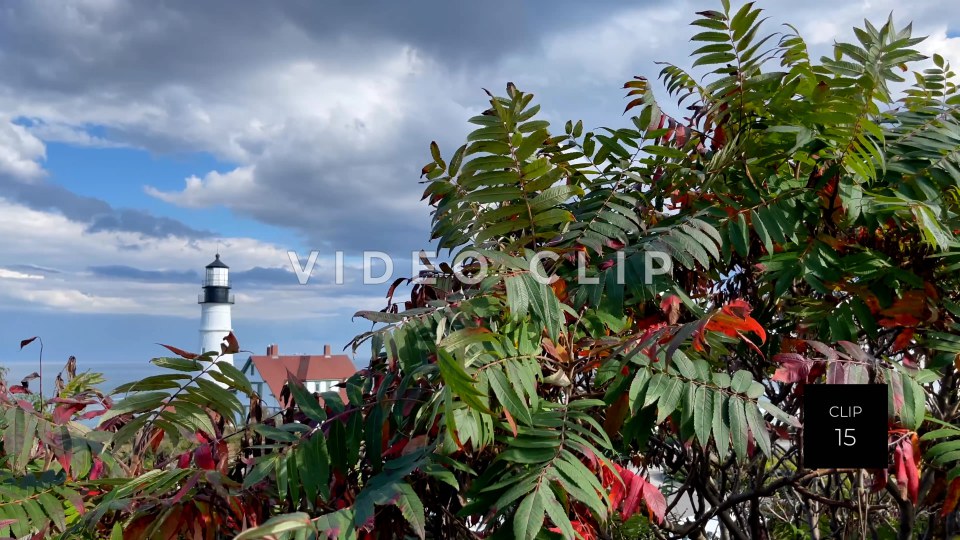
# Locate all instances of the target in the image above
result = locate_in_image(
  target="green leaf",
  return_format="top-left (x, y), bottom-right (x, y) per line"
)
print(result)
top-left (38, 492), bottom-right (66, 532)
top-left (759, 400), bottom-right (800, 428)
top-left (437, 349), bottom-right (490, 413)
top-left (113, 373), bottom-right (192, 392)
top-left (540, 485), bottom-right (575, 539)
top-left (530, 185), bottom-right (584, 212)
top-left (731, 370), bottom-right (754, 394)
top-left (516, 129), bottom-right (551, 162)
top-left (643, 373), bottom-right (670, 408)
top-left (243, 456), bottom-right (277, 489)
top-left (103, 391), bottom-right (169, 419)
top-left (489, 366), bottom-right (533, 425)
top-left (214, 360), bottom-right (254, 395)
top-left (521, 274), bottom-right (563, 342)
top-left (505, 275), bottom-right (530, 320)
top-left (234, 512), bottom-right (313, 540)
top-left (656, 378), bottom-right (683, 423)
top-left (921, 428), bottom-right (960, 441)
top-left (395, 483), bottom-right (427, 540)
top-left (713, 391), bottom-right (730, 458)
top-left (745, 402), bottom-right (771, 456)
top-left (728, 398), bottom-right (749, 459)
top-left (751, 209), bottom-right (773, 253)
top-left (900, 374), bottom-right (926, 431)
top-left (287, 374), bottom-right (327, 423)
top-left (694, 386), bottom-right (714, 446)
top-left (692, 31), bottom-right (732, 42)
top-left (513, 491), bottom-right (545, 540)
top-left (151, 357), bottom-right (203, 372)
top-left (730, 214), bottom-right (750, 257)
top-left (628, 369), bottom-right (651, 412)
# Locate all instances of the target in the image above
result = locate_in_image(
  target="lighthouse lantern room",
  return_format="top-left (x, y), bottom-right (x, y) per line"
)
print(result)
top-left (199, 254), bottom-right (235, 373)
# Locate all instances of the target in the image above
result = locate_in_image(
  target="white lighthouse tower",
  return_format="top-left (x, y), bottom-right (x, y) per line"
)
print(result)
top-left (199, 253), bottom-right (235, 373)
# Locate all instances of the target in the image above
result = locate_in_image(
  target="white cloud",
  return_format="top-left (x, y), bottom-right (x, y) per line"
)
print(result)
top-left (1, 0), bottom-right (959, 323)
top-left (919, 29), bottom-right (960, 69)
top-left (145, 166), bottom-right (257, 208)
top-left (0, 268), bottom-right (44, 280)
top-left (0, 119), bottom-right (46, 181)
top-left (0, 197), bottom-right (382, 318)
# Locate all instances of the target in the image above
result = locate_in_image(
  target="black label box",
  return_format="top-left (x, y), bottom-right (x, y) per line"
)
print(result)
top-left (802, 384), bottom-right (888, 469)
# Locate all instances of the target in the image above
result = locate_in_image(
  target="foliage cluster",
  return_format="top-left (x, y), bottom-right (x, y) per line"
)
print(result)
top-left (2, 2), bottom-right (960, 539)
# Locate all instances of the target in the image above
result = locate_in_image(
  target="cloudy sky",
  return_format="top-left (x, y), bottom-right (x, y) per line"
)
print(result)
top-left (0, 0), bottom-right (957, 391)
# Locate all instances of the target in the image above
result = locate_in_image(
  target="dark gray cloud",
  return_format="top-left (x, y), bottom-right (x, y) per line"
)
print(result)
top-left (231, 266), bottom-right (301, 286)
top-left (0, 175), bottom-right (211, 239)
top-left (0, 0), bottom-right (671, 255)
top-left (1, 0), bottom-right (958, 263)
top-left (8, 264), bottom-right (60, 275)
top-left (87, 265), bottom-right (199, 283)
top-left (87, 264), bottom-right (312, 287)
top-left (0, 0), bottom-right (535, 95)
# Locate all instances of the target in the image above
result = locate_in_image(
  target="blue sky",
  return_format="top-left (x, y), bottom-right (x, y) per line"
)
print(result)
top-left (0, 0), bottom-right (957, 395)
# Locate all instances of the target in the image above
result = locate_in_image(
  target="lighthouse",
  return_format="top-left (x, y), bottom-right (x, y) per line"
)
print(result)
top-left (199, 253), bottom-right (235, 373)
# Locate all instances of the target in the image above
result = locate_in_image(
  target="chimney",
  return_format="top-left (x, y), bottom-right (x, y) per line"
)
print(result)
top-left (324, 344), bottom-right (331, 357)
top-left (267, 343), bottom-right (279, 357)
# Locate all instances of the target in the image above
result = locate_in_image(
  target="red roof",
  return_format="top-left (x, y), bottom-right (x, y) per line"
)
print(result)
top-left (250, 344), bottom-right (357, 404)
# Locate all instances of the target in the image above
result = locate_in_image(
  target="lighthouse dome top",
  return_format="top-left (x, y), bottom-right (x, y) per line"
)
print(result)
top-left (206, 253), bottom-right (229, 269)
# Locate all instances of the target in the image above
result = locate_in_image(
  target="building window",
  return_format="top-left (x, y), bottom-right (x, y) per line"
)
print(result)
top-left (306, 380), bottom-right (339, 393)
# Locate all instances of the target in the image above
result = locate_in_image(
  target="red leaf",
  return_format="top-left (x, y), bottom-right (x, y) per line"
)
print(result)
top-left (382, 438), bottom-right (409, 458)
top-left (640, 477), bottom-right (667, 524)
top-left (503, 407), bottom-right (518, 437)
top-left (869, 468), bottom-right (887, 493)
top-left (893, 439), bottom-right (919, 504)
top-left (19, 337), bottom-right (38, 349)
top-left (89, 458), bottom-right (104, 480)
top-left (550, 277), bottom-right (568, 302)
top-left (892, 328), bottom-right (915, 353)
top-left (943, 478), bottom-right (960, 516)
top-left (890, 373), bottom-right (905, 414)
top-left (53, 400), bottom-right (88, 424)
top-left (807, 341), bottom-right (839, 361)
top-left (178, 452), bottom-right (192, 468)
top-left (402, 435), bottom-right (428, 456)
top-left (221, 332), bottom-right (240, 355)
top-left (602, 464), bottom-right (625, 510)
top-left (80, 409), bottom-right (108, 420)
top-left (700, 299), bottom-right (767, 349)
top-left (217, 440), bottom-right (230, 474)
top-left (603, 393), bottom-right (630, 438)
top-left (904, 445), bottom-right (919, 504)
top-left (159, 343), bottom-right (198, 359)
top-left (57, 450), bottom-right (72, 476)
top-left (712, 125), bottom-right (727, 150)
top-left (9, 385), bottom-right (30, 395)
top-left (550, 521), bottom-right (596, 540)
top-left (148, 428), bottom-right (165, 453)
top-left (620, 467), bottom-right (643, 520)
top-left (195, 445), bottom-right (216, 470)
top-left (772, 353), bottom-right (812, 384)
top-left (623, 97), bottom-right (646, 115)
top-left (660, 295), bottom-right (681, 325)
top-left (674, 125), bottom-right (688, 147)
top-left (826, 361), bottom-right (848, 385)
top-left (171, 473), bottom-right (201, 505)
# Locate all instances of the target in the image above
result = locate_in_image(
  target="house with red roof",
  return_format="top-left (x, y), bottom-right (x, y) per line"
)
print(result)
top-left (240, 343), bottom-right (357, 408)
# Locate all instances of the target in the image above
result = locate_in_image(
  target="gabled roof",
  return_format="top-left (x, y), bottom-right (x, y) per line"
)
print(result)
top-left (249, 352), bottom-right (356, 403)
